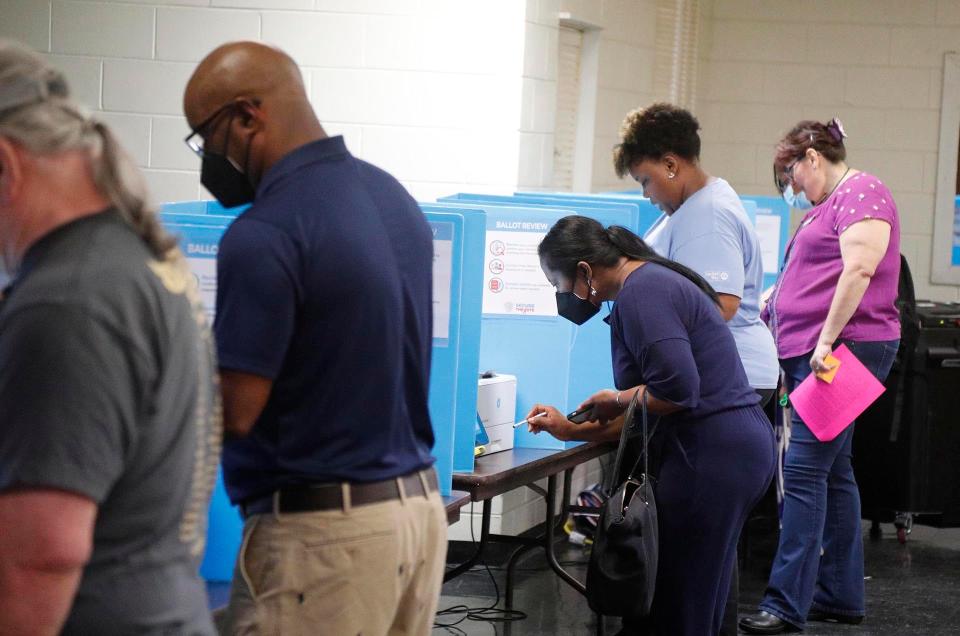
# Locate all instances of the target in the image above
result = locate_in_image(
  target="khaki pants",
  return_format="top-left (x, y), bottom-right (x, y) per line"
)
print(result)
top-left (217, 479), bottom-right (447, 636)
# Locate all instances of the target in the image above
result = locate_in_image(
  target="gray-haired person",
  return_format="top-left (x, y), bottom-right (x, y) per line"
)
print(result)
top-left (0, 39), bottom-right (221, 635)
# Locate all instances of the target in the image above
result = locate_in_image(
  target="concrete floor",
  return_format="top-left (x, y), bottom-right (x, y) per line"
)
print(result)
top-left (206, 518), bottom-right (960, 635)
top-left (435, 521), bottom-right (960, 635)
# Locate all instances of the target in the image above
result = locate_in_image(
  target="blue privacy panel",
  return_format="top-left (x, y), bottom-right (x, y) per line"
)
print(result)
top-left (433, 197), bottom-right (633, 451)
top-left (431, 201), bottom-right (574, 451)
top-left (157, 218), bottom-right (230, 322)
top-left (741, 196), bottom-right (791, 290)
top-left (513, 192), bottom-right (662, 236)
top-left (158, 206), bottom-right (238, 582)
top-left (198, 469), bottom-right (240, 582)
top-left (161, 199), bottom-right (249, 216)
top-left (419, 207), bottom-right (485, 487)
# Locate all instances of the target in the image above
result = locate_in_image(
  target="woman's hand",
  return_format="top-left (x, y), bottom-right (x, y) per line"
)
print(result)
top-left (578, 388), bottom-right (623, 423)
top-left (810, 342), bottom-right (837, 374)
top-left (759, 285), bottom-right (775, 314)
top-left (524, 404), bottom-right (577, 441)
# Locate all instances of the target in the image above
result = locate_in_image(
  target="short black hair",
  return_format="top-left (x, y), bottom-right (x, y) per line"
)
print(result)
top-left (613, 102), bottom-right (701, 178)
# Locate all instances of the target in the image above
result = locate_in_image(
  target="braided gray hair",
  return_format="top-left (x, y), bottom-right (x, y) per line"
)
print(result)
top-left (0, 39), bottom-right (176, 258)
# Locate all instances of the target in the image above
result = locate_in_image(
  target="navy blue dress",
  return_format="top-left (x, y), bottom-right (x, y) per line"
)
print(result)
top-left (609, 263), bottom-right (776, 636)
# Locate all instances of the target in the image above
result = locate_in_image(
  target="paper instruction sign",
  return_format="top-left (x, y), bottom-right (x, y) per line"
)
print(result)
top-left (482, 218), bottom-right (556, 317)
top-left (755, 213), bottom-right (782, 274)
top-left (430, 222), bottom-right (453, 345)
top-left (176, 225), bottom-right (224, 322)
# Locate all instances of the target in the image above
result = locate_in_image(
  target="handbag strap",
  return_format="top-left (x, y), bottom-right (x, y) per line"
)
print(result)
top-left (605, 388), bottom-right (657, 495)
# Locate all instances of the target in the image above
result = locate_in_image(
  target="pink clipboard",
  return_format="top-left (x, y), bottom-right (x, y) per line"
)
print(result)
top-left (788, 344), bottom-right (886, 442)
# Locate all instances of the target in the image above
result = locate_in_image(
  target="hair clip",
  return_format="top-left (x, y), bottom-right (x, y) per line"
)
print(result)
top-left (827, 117), bottom-right (847, 142)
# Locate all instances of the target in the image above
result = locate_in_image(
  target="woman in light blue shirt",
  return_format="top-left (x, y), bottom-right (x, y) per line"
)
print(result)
top-left (613, 103), bottom-right (779, 636)
top-left (614, 103), bottom-right (778, 399)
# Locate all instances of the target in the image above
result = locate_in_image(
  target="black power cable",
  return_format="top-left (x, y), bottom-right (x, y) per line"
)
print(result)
top-left (433, 502), bottom-right (528, 632)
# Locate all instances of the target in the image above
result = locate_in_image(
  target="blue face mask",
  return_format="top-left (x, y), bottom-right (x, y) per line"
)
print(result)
top-left (782, 184), bottom-right (813, 210)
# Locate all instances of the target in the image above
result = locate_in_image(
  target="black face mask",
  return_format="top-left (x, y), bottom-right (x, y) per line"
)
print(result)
top-left (556, 286), bottom-right (600, 325)
top-left (201, 152), bottom-right (255, 208)
top-left (200, 110), bottom-right (256, 208)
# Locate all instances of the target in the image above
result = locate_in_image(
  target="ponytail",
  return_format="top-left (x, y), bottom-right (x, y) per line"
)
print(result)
top-left (539, 216), bottom-right (719, 306)
top-left (604, 225), bottom-right (719, 305)
top-left (87, 120), bottom-right (177, 258)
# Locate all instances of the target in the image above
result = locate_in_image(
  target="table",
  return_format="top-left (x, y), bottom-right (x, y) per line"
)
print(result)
top-left (446, 442), bottom-right (616, 633)
top-left (442, 490), bottom-right (471, 525)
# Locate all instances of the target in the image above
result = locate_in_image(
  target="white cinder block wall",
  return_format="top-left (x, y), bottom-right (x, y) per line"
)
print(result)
top-left (516, 0), bottom-right (663, 193)
top-left (568, 0), bottom-right (660, 193)
top-left (0, 0), bottom-right (533, 203)
top-left (696, 0), bottom-right (960, 301)
top-left (517, 0), bottom-right (559, 191)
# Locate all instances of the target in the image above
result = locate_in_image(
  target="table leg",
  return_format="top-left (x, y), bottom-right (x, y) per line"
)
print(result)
top-left (544, 474), bottom-right (586, 594)
top-left (504, 542), bottom-right (537, 611)
top-left (560, 468), bottom-right (573, 528)
top-left (443, 498), bottom-right (492, 582)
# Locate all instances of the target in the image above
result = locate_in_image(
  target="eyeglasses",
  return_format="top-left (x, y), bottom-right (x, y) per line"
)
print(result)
top-left (183, 99), bottom-right (258, 158)
top-left (773, 157), bottom-right (802, 192)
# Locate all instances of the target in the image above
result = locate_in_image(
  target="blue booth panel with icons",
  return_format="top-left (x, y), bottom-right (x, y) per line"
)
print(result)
top-left (432, 196), bottom-right (635, 451)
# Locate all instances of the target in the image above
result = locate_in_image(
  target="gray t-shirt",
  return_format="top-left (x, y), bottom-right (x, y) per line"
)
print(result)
top-left (0, 211), bottom-right (221, 635)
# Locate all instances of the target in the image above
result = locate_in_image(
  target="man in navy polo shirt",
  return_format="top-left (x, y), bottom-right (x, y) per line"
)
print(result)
top-left (183, 42), bottom-right (446, 635)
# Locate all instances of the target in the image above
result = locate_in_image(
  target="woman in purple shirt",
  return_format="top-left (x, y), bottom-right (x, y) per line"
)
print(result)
top-left (740, 119), bottom-right (901, 635)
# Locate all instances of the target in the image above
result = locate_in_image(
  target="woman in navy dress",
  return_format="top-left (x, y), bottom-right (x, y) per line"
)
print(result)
top-left (526, 215), bottom-right (777, 636)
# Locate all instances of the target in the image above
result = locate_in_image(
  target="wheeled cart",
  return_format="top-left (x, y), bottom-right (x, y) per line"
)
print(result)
top-left (854, 301), bottom-right (960, 543)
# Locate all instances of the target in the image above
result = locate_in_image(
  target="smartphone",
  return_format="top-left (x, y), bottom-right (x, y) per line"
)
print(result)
top-left (566, 407), bottom-right (594, 424)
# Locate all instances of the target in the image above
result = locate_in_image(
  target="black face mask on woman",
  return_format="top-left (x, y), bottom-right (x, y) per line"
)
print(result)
top-left (200, 110), bottom-right (256, 208)
top-left (556, 274), bottom-right (600, 325)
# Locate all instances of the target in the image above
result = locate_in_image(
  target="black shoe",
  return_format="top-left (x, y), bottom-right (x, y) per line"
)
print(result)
top-left (738, 611), bottom-right (801, 634)
top-left (807, 609), bottom-right (864, 624)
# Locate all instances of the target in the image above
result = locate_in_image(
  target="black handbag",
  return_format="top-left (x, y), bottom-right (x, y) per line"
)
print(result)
top-left (586, 389), bottom-right (658, 619)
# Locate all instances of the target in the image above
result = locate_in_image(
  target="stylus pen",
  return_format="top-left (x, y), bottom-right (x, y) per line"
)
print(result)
top-left (514, 412), bottom-right (548, 428)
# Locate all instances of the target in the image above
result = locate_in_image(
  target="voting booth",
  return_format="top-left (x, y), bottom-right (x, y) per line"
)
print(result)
top-left (159, 201), bottom-right (483, 580)
top-left (436, 194), bottom-right (649, 451)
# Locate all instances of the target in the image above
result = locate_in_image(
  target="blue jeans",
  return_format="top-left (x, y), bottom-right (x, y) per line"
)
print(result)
top-left (759, 339), bottom-right (899, 628)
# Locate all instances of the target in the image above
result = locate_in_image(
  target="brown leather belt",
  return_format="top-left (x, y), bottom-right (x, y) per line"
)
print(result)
top-left (240, 469), bottom-right (438, 519)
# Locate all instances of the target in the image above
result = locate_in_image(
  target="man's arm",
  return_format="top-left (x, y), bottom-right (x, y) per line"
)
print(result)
top-left (220, 370), bottom-right (273, 438)
top-left (0, 489), bottom-right (96, 635)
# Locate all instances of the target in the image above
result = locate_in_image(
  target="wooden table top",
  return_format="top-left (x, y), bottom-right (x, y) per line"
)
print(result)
top-left (452, 442), bottom-right (616, 501)
top-left (442, 490), bottom-right (472, 525)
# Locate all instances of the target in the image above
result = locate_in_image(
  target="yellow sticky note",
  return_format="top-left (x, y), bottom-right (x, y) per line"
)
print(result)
top-left (816, 353), bottom-right (842, 383)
